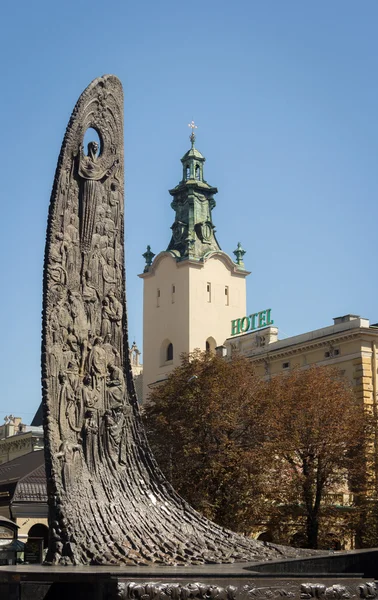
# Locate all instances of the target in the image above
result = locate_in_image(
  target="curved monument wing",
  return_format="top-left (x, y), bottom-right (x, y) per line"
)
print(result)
top-left (42, 75), bottom-right (298, 565)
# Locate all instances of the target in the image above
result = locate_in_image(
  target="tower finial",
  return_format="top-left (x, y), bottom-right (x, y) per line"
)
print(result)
top-left (143, 245), bottom-right (155, 272)
top-left (188, 120), bottom-right (198, 148)
top-left (233, 242), bottom-right (246, 267)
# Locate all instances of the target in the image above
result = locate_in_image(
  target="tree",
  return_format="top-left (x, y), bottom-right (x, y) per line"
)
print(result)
top-left (144, 353), bottom-right (364, 548)
top-left (143, 350), bottom-right (271, 533)
top-left (263, 366), bottom-right (364, 549)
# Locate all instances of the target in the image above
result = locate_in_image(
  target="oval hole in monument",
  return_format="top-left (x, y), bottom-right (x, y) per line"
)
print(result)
top-left (83, 127), bottom-right (101, 157)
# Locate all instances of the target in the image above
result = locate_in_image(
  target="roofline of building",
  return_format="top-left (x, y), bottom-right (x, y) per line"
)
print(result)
top-left (229, 319), bottom-right (378, 363)
top-left (139, 250), bottom-right (250, 278)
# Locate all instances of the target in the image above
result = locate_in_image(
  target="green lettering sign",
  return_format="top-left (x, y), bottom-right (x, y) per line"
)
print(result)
top-left (249, 313), bottom-right (258, 330)
top-left (231, 319), bottom-right (241, 336)
top-left (258, 310), bottom-right (266, 328)
top-left (230, 309), bottom-right (274, 336)
top-left (241, 316), bottom-right (250, 332)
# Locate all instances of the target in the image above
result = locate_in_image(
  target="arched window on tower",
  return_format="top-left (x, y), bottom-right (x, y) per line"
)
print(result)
top-left (205, 337), bottom-right (216, 354)
top-left (195, 164), bottom-right (200, 180)
top-left (186, 165), bottom-right (190, 179)
top-left (161, 339), bottom-right (174, 365)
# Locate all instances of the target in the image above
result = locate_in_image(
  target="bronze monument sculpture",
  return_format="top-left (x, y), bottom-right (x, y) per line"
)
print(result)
top-left (42, 75), bottom-right (311, 566)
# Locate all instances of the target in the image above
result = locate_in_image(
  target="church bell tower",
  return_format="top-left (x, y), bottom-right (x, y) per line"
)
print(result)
top-left (139, 124), bottom-right (249, 401)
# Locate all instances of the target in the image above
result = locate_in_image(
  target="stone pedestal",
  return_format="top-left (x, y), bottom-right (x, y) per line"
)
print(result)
top-left (1, 553), bottom-right (378, 600)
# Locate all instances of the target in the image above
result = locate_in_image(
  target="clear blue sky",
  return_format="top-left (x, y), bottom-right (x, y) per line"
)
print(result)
top-left (1, 0), bottom-right (378, 423)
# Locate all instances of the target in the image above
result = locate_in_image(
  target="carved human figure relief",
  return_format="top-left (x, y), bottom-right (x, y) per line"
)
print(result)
top-left (78, 141), bottom-right (118, 254)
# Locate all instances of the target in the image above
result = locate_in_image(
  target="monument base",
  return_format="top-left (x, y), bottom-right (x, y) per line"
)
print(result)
top-left (1, 551), bottom-right (378, 600)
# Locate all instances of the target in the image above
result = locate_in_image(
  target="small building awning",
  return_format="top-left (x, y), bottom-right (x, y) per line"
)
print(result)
top-left (7, 539), bottom-right (25, 551)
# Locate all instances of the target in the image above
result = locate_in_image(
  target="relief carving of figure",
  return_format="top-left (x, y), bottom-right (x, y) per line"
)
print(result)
top-left (106, 363), bottom-right (125, 411)
top-left (109, 181), bottom-right (120, 227)
top-left (100, 229), bottom-right (109, 252)
top-left (88, 337), bottom-right (107, 404)
top-left (66, 326), bottom-right (79, 357)
top-left (58, 371), bottom-right (76, 441)
top-left (68, 290), bottom-right (88, 344)
top-left (92, 222), bottom-right (103, 250)
top-left (55, 293), bottom-right (72, 344)
top-left (49, 233), bottom-right (68, 285)
top-left (103, 208), bottom-right (115, 236)
top-left (102, 246), bottom-right (115, 265)
top-left (107, 291), bottom-right (123, 353)
top-left (78, 140), bottom-right (118, 253)
top-left (62, 344), bottom-right (75, 372)
top-left (101, 255), bottom-right (117, 297)
top-left (82, 270), bottom-right (99, 332)
top-left (96, 203), bottom-right (106, 225)
top-left (49, 331), bottom-right (64, 411)
top-left (100, 298), bottom-right (112, 340)
top-left (82, 409), bottom-right (99, 473)
top-left (56, 440), bottom-right (82, 490)
top-left (90, 243), bottom-right (102, 288)
top-left (103, 334), bottom-right (120, 367)
top-left (66, 214), bottom-right (80, 281)
top-left (102, 407), bottom-right (127, 467)
top-left (65, 360), bottom-right (83, 434)
top-left (66, 359), bottom-right (80, 397)
top-left (82, 374), bottom-right (99, 410)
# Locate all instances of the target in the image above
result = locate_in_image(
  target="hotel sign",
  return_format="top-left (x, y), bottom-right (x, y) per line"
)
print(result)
top-left (231, 309), bottom-right (273, 336)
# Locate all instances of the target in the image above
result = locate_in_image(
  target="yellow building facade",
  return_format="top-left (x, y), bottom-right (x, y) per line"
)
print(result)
top-left (225, 313), bottom-right (378, 495)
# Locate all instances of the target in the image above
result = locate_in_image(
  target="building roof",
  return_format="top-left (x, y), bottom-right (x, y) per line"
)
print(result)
top-left (0, 515), bottom-right (19, 529)
top-left (0, 451), bottom-right (45, 485)
top-left (181, 146), bottom-right (205, 161)
top-left (12, 463), bottom-right (47, 504)
top-left (30, 402), bottom-right (43, 426)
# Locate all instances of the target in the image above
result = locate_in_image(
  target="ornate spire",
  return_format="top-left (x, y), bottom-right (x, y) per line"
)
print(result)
top-left (233, 242), bottom-right (246, 267)
top-left (166, 129), bottom-right (221, 261)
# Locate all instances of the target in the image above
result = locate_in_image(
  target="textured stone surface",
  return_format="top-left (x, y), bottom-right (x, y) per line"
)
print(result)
top-left (42, 75), bottom-right (316, 566)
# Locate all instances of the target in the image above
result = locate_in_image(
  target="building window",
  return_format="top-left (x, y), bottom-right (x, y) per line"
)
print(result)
top-left (172, 284), bottom-right (175, 303)
top-left (282, 361), bottom-right (290, 369)
top-left (205, 337), bottom-right (216, 354)
top-left (186, 165), bottom-right (190, 179)
top-left (157, 288), bottom-right (160, 307)
top-left (166, 343), bottom-right (173, 361)
top-left (207, 282), bottom-right (211, 302)
top-left (195, 164), bottom-right (200, 180)
top-left (224, 286), bottom-right (229, 306)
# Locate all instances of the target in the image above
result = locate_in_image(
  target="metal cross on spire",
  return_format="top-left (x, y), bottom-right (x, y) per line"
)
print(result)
top-left (188, 120), bottom-right (197, 147)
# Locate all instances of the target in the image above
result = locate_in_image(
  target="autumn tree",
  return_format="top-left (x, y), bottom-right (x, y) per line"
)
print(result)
top-left (144, 353), bottom-right (365, 548)
top-left (263, 366), bottom-right (364, 549)
top-left (143, 350), bottom-right (270, 533)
